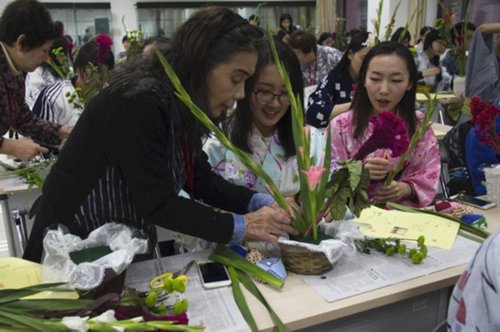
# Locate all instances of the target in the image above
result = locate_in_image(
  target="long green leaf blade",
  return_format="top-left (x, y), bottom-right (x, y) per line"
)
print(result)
top-left (236, 270), bottom-right (288, 332)
top-left (209, 245), bottom-right (284, 289)
top-left (227, 267), bottom-right (258, 332)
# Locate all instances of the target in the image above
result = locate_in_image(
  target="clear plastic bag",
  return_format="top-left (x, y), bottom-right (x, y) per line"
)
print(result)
top-left (42, 223), bottom-right (148, 290)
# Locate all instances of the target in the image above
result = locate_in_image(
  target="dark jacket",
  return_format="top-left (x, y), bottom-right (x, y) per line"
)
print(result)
top-left (0, 46), bottom-right (61, 145)
top-left (23, 87), bottom-right (256, 262)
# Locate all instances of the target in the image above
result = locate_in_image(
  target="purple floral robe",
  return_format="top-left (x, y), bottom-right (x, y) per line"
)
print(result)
top-left (330, 110), bottom-right (440, 207)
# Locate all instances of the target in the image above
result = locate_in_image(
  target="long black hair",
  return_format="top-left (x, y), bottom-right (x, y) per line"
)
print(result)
top-left (332, 30), bottom-right (369, 78)
top-left (109, 7), bottom-right (264, 152)
top-left (224, 38), bottom-right (303, 159)
top-left (422, 29), bottom-right (444, 83)
top-left (352, 41), bottom-right (417, 139)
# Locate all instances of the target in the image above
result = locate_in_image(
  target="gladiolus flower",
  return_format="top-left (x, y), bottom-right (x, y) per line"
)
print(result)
top-left (302, 166), bottom-right (325, 190)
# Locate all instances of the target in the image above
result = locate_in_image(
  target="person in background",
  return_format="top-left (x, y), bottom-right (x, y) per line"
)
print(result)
top-left (465, 22), bottom-right (500, 103)
top-left (306, 31), bottom-right (370, 128)
top-left (0, 0), bottom-right (71, 161)
top-left (414, 29), bottom-right (450, 92)
top-left (279, 13), bottom-right (297, 34)
top-left (447, 229), bottom-right (500, 331)
top-left (205, 39), bottom-right (304, 197)
top-left (117, 35), bottom-right (130, 62)
top-left (441, 22), bottom-right (477, 80)
top-left (25, 20), bottom-right (73, 109)
top-left (318, 32), bottom-right (334, 47)
top-left (415, 26), bottom-right (433, 53)
top-left (276, 29), bottom-right (290, 44)
top-left (32, 36), bottom-right (115, 126)
top-left (391, 27), bottom-right (412, 48)
top-left (288, 30), bottom-right (342, 87)
top-left (23, 6), bottom-right (294, 263)
top-left (330, 42), bottom-right (440, 207)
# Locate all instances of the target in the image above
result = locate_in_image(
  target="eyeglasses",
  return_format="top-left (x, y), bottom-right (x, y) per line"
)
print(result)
top-left (254, 90), bottom-right (290, 105)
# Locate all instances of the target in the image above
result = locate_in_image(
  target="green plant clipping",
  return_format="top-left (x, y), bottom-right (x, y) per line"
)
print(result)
top-left (69, 245), bottom-right (112, 264)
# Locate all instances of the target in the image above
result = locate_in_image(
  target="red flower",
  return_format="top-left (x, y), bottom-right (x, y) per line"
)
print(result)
top-left (353, 111), bottom-right (410, 160)
top-left (471, 96), bottom-right (500, 152)
top-left (95, 34), bottom-right (113, 66)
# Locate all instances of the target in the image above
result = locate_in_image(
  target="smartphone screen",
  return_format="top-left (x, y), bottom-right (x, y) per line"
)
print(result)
top-left (454, 194), bottom-right (496, 209)
top-left (198, 262), bottom-right (230, 284)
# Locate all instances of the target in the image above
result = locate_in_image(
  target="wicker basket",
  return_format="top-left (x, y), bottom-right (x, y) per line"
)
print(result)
top-left (279, 242), bottom-right (333, 275)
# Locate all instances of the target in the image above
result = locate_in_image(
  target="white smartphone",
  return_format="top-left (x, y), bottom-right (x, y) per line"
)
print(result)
top-left (451, 194), bottom-right (497, 210)
top-left (196, 261), bottom-right (231, 289)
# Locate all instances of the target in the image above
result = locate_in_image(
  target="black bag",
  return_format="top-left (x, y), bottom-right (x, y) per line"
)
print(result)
top-left (443, 120), bottom-right (475, 195)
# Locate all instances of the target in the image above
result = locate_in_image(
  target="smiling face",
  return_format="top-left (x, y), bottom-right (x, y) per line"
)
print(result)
top-left (364, 54), bottom-right (412, 113)
top-left (206, 51), bottom-right (258, 118)
top-left (250, 63), bottom-right (290, 137)
top-left (9, 37), bottom-right (52, 72)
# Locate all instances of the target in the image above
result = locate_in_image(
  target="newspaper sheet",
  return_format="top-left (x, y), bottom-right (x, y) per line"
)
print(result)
top-left (125, 251), bottom-right (248, 332)
top-left (300, 236), bottom-right (480, 302)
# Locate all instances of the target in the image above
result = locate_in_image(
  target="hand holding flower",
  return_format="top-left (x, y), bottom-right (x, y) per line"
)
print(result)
top-left (373, 180), bottom-right (412, 202)
top-left (244, 206), bottom-right (296, 242)
top-left (364, 157), bottom-right (391, 180)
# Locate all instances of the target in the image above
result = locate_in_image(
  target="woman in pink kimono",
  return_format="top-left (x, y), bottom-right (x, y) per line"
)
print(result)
top-left (330, 42), bottom-right (440, 207)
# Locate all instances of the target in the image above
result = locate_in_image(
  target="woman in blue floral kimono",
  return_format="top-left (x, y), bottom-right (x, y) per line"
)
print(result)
top-left (204, 39), bottom-right (309, 197)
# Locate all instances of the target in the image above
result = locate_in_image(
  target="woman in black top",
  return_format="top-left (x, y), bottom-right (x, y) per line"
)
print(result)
top-left (23, 7), bottom-right (294, 263)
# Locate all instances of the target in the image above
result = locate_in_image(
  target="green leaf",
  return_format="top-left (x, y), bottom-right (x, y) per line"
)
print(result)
top-left (0, 308), bottom-right (57, 332)
top-left (0, 283), bottom-right (69, 304)
top-left (2, 299), bottom-right (92, 312)
top-left (209, 245), bottom-right (284, 289)
top-left (227, 267), bottom-right (258, 332)
top-left (236, 270), bottom-right (288, 332)
top-left (346, 160), bottom-right (362, 191)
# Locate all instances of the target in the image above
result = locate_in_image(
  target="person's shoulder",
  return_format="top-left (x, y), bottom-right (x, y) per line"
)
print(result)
top-left (331, 109), bottom-right (353, 126)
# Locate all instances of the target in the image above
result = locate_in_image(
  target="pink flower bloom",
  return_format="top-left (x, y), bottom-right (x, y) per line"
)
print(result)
top-left (302, 166), bottom-right (325, 191)
top-left (353, 111), bottom-right (409, 160)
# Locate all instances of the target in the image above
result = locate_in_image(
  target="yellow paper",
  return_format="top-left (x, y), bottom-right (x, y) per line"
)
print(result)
top-left (0, 257), bottom-right (78, 299)
top-left (358, 206), bottom-right (459, 249)
top-left (416, 92), bottom-right (457, 102)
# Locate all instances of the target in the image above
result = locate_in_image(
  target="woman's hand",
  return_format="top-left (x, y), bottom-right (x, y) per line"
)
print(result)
top-left (373, 181), bottom-right (412, 202)
top-left (364, 157), bottom-right (391, 180)
top-left (0, 138), bottom-right (48, 161)
top-left (59, 125), bottom-right (73, 140)
top-left (244, 206), bottom-right (295, 242)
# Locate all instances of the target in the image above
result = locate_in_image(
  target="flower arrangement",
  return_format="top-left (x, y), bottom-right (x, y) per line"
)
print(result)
top-left (434, 0), bottom-right (472, 76)
top-left (470, 96), bottom-right (500, 153)
top-left (121, 16), bottom-right (144, 60)
top-left (47, 46), bottom-right (72, 80)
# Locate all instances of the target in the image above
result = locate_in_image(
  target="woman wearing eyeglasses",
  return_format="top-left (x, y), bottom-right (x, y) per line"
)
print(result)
top-left (204, 38), bottom-right (313, 198)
